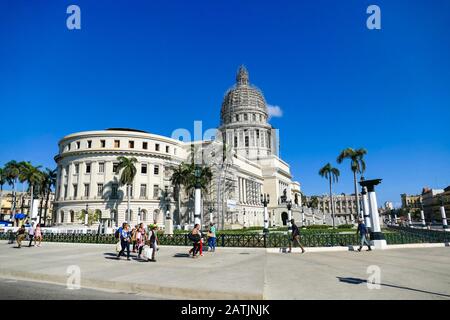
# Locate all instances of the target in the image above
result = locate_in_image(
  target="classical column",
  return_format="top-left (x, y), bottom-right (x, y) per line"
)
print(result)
top-left (440, 205), bottom-right (448, 229)
top-left (360, 179), bottom-right (386, 249)
top-left (420, 209), bottom-right (426, 227)
top-left (361, 187), bottom-right (371, 229)
top-left (407, 212), bottom-right (412, 227)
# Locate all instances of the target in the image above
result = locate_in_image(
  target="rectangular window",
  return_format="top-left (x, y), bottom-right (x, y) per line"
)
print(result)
top-left (142, 142), bottom-right (148, 150)
top-left (234, 136), bottom-right (238, 147)
top-left (84, 184), bottom-right (90, 197)
top-left (141, 164), bottom-right (147, 174)
top-left (166, 146), bottom-right (169, 153)
top-left (76, 141), bottom-right (80, 149)
top-left (87, 140), bottom-right (92, 148)
top-left (245, 136), bottom-right (249, 147)
top-left (73, 184), bottom-right (78, 198)
top-left (174, 148), bottom-right (177, 155)
top-left (86, 163), bottom-right (91, 174)
top-left (244, 114), bottom-right (248, 121)
top-left (235, 114), bottom-right (239, 122)
top-left (98, 162), bottom-right (105, 173)
top-left (153, 185), bottom-right (159, 199)
top-left (64, 185), bottom-right (68, 199)
top-left (155, 143), bottom-right (160, 151)
top-left (67, 144), bottom-right (71, 151)
top-left (252, 114), bottom-right (256, 121)
top-left (154, 165), bottom-right (159, 175)
top-left (129, 140), bottom-right (134, 148)
top-left (74, 164), bottom-right (79, 174)
top-left (140, 184), bottom-right (147, 198)
top-left (128, 186), bottom-right (133, 198)
top-left (111, 184), bottom-right (118, 199)
top-left (100, 140), bottom-right (106, 148)
top-left (97, 184), bottom-right (103, 197)
top-left (114, 140), bottom-right (120, 148)
top-left (113, 163), bottom-right (118, 173)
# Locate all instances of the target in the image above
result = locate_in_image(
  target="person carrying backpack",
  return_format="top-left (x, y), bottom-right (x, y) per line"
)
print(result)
top-left (117, 223), bottom-right (131, 260)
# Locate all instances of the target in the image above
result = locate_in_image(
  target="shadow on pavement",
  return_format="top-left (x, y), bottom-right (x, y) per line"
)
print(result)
top-left (173, 253), bottom-right (190, 258)
top-left (337, 277), bottom-right (450, 298)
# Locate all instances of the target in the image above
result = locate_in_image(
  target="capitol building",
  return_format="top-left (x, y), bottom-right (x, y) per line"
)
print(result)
top-left (52, 67), bottom-right (304, 231)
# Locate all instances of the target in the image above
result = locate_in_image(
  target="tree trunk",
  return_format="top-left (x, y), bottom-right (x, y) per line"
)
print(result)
top-left (177, 185), bottom-right (181, 225)
top-left (353, 170), bottom-right (361, 219)
top-left (29, 185), bottom-right (34, 221)
top-left (43, 188), bottom-right (51, 226)
top-left (38, 195), bottom-right (43, 225)
top-left (329, 178), bottom-right (335, 229)
top-left (127, 184), bottom-right (131, 223)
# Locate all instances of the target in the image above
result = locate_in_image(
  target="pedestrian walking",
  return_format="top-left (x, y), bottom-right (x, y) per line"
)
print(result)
top-left (136, 223), bottom-right (147, 259)
top-left (117, 223), bottom-right (131, 260)
top-left (188, 224), bottom-right (201, 258)
top-left (34, 224), bottom-right (42, 247)
top-left (148, 224), bottom-right (159, 262)
top-left (288, 219), bottom-right (305, 253)
top-left (357, 219), bottom-right (372, 252)
top-left (16, 225), bottom-right (26, 248)
top-left (27, 222), bottom-right (35, 247)
top-left (131, 225), bottom-right (138, 253)
top-left (207, 222), bottom-right (216, 252)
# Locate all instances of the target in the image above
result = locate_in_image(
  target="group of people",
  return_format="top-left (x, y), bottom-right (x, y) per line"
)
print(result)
top-left (188, 222), bottom-right (217, 258)
top-left (11, 222), bottom-right (43, 248)
top-left (115, 222), bottom-right (159, 261)
top-left (286, 218), bottom-right (372, 253)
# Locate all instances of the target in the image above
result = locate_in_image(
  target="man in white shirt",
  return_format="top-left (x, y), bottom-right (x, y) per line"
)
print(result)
top-left (28, 222), bottom-right (35, 247)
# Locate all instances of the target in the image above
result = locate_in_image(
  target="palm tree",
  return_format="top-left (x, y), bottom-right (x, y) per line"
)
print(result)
top-left (4, 161), bottom-right (21, 218)
top-left (116, 156), bottom-right (138, 220)
top-left (0, 167), bottom-right (6, 217)
top-left (319, 163), bottom-right (340, 228)
top-left (39, 168), bottom-right (57, 226)
top-left (19, 162), bottom-right (43, 221)
top-left (170, 162), bottom-right (190, 225)
top-left (337, 148), bottom-right (367, 218)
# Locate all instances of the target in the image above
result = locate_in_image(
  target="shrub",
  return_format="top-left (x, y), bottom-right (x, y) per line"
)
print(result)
top-left (337, 224), bottom-right (354, 229)
top-left (306, 224), bottom-right (332, 230)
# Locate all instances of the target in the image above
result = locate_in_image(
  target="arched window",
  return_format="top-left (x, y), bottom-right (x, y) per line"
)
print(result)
top-left (59, 210), bottom-right (64, 224)
top-left (70, 210), bottom-right (75, 223)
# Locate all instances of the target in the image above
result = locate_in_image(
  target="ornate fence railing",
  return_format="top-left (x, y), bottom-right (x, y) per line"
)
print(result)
top-left (385, 225), bottom-right (450, 244)
top-left (1, 228), bottom-right (448, 247)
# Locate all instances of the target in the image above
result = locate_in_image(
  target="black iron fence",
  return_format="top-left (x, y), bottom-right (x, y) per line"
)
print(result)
top-left (385, 225), bottom-right (450, 244)
top-left (1, 227), bottom-right (448, 247)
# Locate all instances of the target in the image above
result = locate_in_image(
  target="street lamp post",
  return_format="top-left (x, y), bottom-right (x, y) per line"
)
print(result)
top-left (137, 207), bottom-right (141, 225)
top-left (194, 165), bottom-right (202, 226)
top-left (420, 200), bottom-right (426, 228)
top-left (287, 200), bottom-right (292, 234)
top-left (84, 203), bottom-right (89, 226)
top-left (439, 195), bottom-right (448, 230)
top-left (260, 193), bottom-right (270, 233)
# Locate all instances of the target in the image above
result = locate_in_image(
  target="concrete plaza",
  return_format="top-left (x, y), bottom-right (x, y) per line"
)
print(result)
top-left (0, 240), bottom-right (449, 300)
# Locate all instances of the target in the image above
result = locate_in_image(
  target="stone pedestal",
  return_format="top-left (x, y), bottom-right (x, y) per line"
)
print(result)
top-left (165, 218), bottom-right (174, 235)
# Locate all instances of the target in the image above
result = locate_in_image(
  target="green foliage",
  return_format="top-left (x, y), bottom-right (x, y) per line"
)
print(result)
top-left (337, 224), bottom-right (355, 229)
top-left (77, 209), bottom-right (100, 226)
top-left (318, 163), bottom-right (340, 183)
top-left (306, 224), bottom-right (332, 230)
top-left (336, 148), bottom-right (367, 175)
top-left (116, 156), bottom-right (138, 186)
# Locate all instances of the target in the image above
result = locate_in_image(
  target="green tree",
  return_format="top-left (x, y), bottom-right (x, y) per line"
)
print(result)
top-left (77, 209), bottom-right (100, 226)
top-left (38, 168), bottom-right (57, 226)
top-left (18, 161), bottom-right (43, 220)
top-left (0, 167), bottom-right (6, 216)
top-left (170, 162), bottom-right (191, 224)
top-left (319, 163), bottom-right (340, 229)
top-left (4, 161), bottom-right (21, 216)
top-left (116, 156), bottom-right (138, 218)
top-left (337, 148), bottom-right (367, 218)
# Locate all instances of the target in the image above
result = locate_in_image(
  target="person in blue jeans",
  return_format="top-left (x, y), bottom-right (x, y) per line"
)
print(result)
top-left (357, 219), bottom-right (372, 252)
top-left (117, 223), bottom-right (131, 260)
top-left (207, 222), bottom-right (216, 252)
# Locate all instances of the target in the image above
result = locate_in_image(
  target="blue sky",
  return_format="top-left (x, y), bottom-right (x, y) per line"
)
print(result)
top-left (0, 0), bottom-right (449, 207)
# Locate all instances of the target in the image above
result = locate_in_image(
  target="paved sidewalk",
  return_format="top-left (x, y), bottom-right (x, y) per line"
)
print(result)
top-left (0, 241), bottom-right (449, 299)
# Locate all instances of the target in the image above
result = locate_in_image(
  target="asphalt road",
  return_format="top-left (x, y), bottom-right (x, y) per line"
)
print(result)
top-left (0, 277), bottom-right (161, 300)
